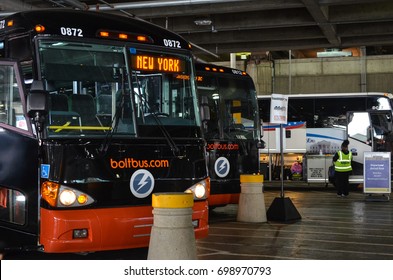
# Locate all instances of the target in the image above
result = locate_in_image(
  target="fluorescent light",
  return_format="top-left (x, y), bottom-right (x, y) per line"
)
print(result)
top-left (194, 19), bottom-right (212, 26)
top-left (317, 48), bottom-right (352, 57)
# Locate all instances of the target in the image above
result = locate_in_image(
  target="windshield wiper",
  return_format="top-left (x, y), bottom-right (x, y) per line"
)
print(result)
top-left (99, 69), bottom-right (181, 157)
top-left (98, 68), bottom-right (130, 155)
top-left (131, 71), bottom-right (180, 157)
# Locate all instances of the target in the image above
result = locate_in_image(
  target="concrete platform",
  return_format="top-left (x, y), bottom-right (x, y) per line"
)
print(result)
top-left (4, 183), bottom-right (392, 260)
top-left (197, 186), bottom-right (393, 260)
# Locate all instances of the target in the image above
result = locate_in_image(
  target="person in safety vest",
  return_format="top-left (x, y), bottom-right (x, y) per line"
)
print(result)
top-left (333, 140), bottom-right (352, 197)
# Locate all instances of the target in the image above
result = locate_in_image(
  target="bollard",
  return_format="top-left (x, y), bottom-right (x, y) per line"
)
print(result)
top-left (237, 174), bottom-right (267, 223)
top-left (147, 192), bottom-right (197, 260)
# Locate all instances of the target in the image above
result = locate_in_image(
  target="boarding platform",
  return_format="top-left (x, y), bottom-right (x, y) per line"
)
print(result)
top-left (198, 182), bottom-right (393, 260)
top-left (4, 182), bottom-right (393, 260)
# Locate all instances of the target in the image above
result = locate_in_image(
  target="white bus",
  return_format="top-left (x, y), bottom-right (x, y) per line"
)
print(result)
top-left (258, 92), bottom-right (393, 185)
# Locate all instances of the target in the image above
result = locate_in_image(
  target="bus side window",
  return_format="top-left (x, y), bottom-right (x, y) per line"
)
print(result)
top-left (291, 98), bottom-right (314, 127)
top-left (8, 36), bottom-right (32, 61)
top-left (0, 40), bottom-right (5, 58)
top-left (0, 187), bottom-right (26, 225)
top-left (0, 99), bottom-right (5, 123)
top-left (0, 64), bottom-right (27, 130)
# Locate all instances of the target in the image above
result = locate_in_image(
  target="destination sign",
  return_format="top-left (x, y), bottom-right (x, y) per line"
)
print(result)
top-left (131, 54), bottom-right (185, 73)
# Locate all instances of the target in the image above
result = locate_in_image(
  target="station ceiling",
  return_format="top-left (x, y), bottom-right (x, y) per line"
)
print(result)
top-left (2, 0), bottom-right (393, 62)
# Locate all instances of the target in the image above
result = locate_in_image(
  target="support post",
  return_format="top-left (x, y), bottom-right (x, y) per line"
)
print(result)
top-left (147, 193), bottom-right (197, 260)
top-left (237, 174), bottom-right (267, 223)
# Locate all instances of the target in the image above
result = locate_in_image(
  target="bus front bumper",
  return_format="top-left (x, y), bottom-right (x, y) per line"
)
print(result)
top-left (39, 201), bottom-right (208, 253)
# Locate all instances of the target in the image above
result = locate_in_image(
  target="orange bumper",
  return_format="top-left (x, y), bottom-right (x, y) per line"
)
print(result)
top-left (208, 193), bottom-right (239, 207)
top-left (40, 200), bottom-right (208, 253)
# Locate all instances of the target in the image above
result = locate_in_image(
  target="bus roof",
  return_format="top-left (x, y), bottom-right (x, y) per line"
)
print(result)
top-left (0, 9), bottom-right (191, 51)
top-left (195, 62), bottom-right (251, 78)
top-left (258, 92), bottom-right (393, 99)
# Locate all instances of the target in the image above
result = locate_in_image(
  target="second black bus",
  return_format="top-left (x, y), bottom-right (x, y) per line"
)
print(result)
top-left (196, 62), bottom-right (263, 207)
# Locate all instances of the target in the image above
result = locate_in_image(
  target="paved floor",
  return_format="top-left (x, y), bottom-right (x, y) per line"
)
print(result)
top-left (198, 186), bottom-right (393, 260)
top-left (4, 184), bottom-right (393, 260)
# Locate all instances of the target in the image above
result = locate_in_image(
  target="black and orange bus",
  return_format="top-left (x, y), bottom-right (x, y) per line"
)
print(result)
top-left (195, 62), bottom-right (262, 207)
top-left (0, 9), bottom-right (209, 254)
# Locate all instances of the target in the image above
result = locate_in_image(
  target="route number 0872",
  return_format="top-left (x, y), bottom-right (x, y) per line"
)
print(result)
top-left (60, 27), bottom-right (83, 37)
top-left (163, 39), bottom-right (181, 48)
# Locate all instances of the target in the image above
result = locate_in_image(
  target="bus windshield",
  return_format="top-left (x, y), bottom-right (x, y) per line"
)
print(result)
top-left (259, 94), bottom-right (393, 128)
top-left (197, 74), bottom-right (258, 140)
top-left (38, 39), bottom-right (199, 138)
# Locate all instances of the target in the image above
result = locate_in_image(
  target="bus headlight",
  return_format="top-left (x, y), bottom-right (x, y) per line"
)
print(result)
top-left (185, 178), bottom-right (210, 200)
top-left (193, 183), bottom-right (206, 199)
top-left (41, 181), bottom-right (95, 208)
top-left (59, 189), bottom-right (77, 206)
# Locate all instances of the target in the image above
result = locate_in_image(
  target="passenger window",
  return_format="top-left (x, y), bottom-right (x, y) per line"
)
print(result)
top-left (348, 112), bottom-right (370, 143)
top-left (289, 99), bottom-right (314, 127)
top-left (0, 64), bottom-right (28, 130)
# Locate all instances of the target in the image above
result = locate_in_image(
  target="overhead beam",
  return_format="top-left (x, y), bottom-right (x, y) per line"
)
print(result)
top-left (342, 34), bottom-right (393, 47)
top-left (91, 0), bottom-right (250, 12)
top-left (191, 33), bottom-right (393, 56)
top-left (301, 0), bottom-right (340, 45)
top-left (338, 21), bottom-right (393, 37)
top-left (181, 26), bottom-right (324, 45)
top-left (329, 2), bottom-right (393, 23)
top-left (0, 0), bottom-right (37, 12)
top-left (191, 38), bottom-right (332, 55)
top-left (319, 0), bottom-right (387, 6)
top-left (152, 8), bottom-right (316, 34)
top-left (108, 0), bottom-right (304, 18)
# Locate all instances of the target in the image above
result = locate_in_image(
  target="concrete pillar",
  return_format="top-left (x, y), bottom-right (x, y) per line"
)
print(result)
top-left (147, 193), bottom-right (197, 260)
top-left (237, 174), bottom-right (267, 223)
top-left (230, 53), bottom-right (237, 69)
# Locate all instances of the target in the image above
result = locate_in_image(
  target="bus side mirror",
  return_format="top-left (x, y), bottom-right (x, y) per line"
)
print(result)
top-left (257, 140), bottom-right (265, 149)
top-left (27, 80), bottom-right (48, 135)
top-left (27, 80), bottom-right (48, 118)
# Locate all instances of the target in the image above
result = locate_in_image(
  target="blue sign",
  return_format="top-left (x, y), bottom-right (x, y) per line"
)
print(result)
top-left (41, 164), bottom-right (50, 179)
top-left (364, 152), bottom-right (391, 194)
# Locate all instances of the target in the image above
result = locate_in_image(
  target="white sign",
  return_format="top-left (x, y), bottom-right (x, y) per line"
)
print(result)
top-left (270, 93), bottom-right (288, 124)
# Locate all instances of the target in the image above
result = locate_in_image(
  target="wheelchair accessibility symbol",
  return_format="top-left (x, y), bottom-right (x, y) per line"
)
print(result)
top-left (130, 169), bottom-right (155, 198)
top-left (41, 164), bottom-right (50, 179)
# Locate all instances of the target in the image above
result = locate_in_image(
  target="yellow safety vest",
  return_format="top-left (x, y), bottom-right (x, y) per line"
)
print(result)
top-left (334, 151), bottom-right (352, 172)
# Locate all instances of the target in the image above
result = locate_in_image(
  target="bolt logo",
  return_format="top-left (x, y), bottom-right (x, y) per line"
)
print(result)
top-left (130, 169), bottom-right (155, 198)
top-left (214, 157), bottom-right (230, 178)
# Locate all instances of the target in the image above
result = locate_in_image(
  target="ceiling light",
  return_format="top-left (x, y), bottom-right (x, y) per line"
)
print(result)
top-left (236, 52), bottom-right (251, 60)
top-left (194, 19), bottom-right (212, 26)
top-left (317, 49), bottom-right (352, 58)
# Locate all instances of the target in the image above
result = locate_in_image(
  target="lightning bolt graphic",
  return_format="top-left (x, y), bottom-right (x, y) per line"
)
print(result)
top-left (136, 173), bottom-right (150, 192)
top-left (218, 160), bottom-right (226, 172)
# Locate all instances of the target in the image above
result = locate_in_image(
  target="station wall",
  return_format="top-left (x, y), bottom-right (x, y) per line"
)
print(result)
top-left (215, 54), bottom-right (393, 95)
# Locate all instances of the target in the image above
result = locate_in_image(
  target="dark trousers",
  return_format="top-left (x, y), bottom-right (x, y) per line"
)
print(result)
top-left (335, 171), bottom-right (350, 196)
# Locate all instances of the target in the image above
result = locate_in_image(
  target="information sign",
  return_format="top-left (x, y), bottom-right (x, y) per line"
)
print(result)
top-left (269, 94), bottom-right (288, 124)
top-left (363, 152), bottom-right (391, 194)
